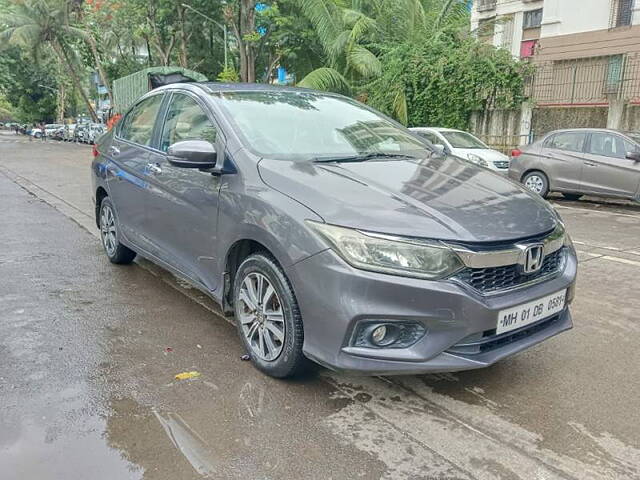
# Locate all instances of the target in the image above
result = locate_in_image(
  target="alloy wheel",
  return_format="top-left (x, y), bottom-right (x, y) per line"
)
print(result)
top-left (100, 204), bottom-right (117, 257)
top-left (238, 272), bottom-right (285, 361)
top-left (525, 174), bottom-right (545, 194)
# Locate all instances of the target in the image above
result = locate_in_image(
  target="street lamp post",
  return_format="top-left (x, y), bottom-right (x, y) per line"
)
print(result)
top-left (181, 3), bottom-right (228, 69)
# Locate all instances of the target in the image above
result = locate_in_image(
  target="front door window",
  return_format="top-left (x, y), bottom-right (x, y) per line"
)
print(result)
top-left (160, 94), bottom-right (217, 152)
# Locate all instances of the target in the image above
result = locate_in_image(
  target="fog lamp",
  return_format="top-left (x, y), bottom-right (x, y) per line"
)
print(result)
top-left (353, 322), bottom-right (426, 349)
top-left (371, 325), bottom-right (388, 345)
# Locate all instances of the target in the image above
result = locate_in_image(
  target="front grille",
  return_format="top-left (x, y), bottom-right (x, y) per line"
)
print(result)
top-left (493, 160), bottom-right (509, 169)
top-left (453, 248), bottom-right (565, 294)
top-left (446, 314), bottom-right (561, 355)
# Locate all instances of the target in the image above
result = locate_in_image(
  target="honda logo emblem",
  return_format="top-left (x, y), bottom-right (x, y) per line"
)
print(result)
top-left (521, 244), bottom-right (544, 274)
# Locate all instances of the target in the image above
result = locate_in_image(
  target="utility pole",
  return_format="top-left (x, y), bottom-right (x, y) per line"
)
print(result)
top-left (181, 3), bottom-right (229, 69)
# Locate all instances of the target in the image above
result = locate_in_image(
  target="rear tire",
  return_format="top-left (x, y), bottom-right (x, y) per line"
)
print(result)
top-left (562, 193), bottom-right (583, 201)
top-left (99, 197), bottom-right (136, 264)
top-left (522, 171), bottom-right (550, 198)
top-left (233, 253), bottom-right (307, 378)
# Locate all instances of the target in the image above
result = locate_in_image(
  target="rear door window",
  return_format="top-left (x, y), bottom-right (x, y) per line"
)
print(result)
top-left (547, 132), bottom-right (586, 152)
top-left (587, 132), bottom-right (626, 159)
top-left (119, 94), bottom-right (164, 146)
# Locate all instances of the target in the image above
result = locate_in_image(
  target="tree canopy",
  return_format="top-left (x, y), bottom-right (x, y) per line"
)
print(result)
top-left (0, 0), bottom-right (528, 130)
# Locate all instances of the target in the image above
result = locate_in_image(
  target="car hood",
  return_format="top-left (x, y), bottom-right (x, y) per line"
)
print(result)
top-left (452, 148), bottom-right (509, 162)
top-left (258, 155), bottom-right (557, 243)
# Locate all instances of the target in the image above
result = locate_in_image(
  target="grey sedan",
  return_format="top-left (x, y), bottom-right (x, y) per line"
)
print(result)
top-left (91, 83), bottom-right (577, 378)
top-left (509, 128), bottom-right (640, 200)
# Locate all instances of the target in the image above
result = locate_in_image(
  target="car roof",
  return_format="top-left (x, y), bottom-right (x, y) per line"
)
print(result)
top-left (410, 127), bottom-right (466, 133)
top-left (153, 82), bottom-right (328, 96)
top-left (547, 127), bottom-right (630, 135)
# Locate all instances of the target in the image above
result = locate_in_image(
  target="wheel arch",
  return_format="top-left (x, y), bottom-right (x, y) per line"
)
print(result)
top-left (222, 238), bottom-right (281, 315)
top-left (95, 186), bottom-right (109, 228)
top-left (520, 168), bottom-right (545, 182)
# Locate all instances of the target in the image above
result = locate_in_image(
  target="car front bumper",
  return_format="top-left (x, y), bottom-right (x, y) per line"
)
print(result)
top-left (289, 248), bottom-right (576, 375)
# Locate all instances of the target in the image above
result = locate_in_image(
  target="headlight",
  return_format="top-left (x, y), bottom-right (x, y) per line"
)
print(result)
top-left (563, 231), bottom-right (574, 249)
top-left (306, 221), bottom-right (464, 279)
top-left (548, 221), bottom-right (574, 249)
top-left (467, 153), bottom-right (488, 166)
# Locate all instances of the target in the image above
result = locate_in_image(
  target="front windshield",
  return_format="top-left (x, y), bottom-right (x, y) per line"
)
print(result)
top-left (626, 132), bottom-right (640, 145)
top-left (440, 131), bottom-right (487, 149)
top-left (214, 91), bottom-right (429, 161)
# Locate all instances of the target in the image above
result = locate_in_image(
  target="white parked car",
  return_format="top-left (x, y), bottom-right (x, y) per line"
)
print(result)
top-left (410, 127), bottom-right (510, 174)
top-left (44, 123), bottom-right (63, 137)
top-left (87, 123), bottom-right (106, 144)
top-left (63, 124), bottom-right (77, 141)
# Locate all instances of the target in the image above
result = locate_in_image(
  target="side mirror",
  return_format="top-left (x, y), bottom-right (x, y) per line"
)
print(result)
top-left (432, 143), bottom-right (447, 155)
top-left (625, 151), bottom-right (640, 162)
top-left (167, 140), bottom-right (217, 169)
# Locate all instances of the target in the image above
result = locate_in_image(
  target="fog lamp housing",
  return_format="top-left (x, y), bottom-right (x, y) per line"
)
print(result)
top-left (352, 321), bottom-right (426, 349)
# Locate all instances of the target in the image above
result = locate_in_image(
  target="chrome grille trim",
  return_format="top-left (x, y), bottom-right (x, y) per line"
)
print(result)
top-left (446, 225), bottom-right (565, 269)
top-left (451, 248), bottom-right (566, 295)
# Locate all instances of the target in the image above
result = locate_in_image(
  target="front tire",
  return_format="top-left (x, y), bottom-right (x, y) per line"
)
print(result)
top-left (99, 197), bottom-right (136, 264)
top-left (233, 253), bottom-right (306, 378)
top-left (522, 171), bottom-right (550, 198)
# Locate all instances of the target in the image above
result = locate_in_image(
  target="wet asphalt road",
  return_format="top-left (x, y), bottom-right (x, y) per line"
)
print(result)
top-left (0, 131), bottom-right (639, 480)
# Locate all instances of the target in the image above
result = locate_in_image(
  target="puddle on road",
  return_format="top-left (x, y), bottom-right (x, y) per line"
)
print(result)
top-left (153, 409), bottom-right (218, 478)
top-left (0, 393), bottom-right (143, 480)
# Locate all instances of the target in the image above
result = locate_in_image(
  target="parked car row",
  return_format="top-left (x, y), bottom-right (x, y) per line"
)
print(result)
top-left (23, 122), bottom-right (107, 144)
top-left (409, 126), bottom-right (640, 203)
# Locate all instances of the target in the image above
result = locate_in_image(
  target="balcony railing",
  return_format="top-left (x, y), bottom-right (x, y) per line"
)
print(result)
top-left (477, 0), bottom-right (497, 12)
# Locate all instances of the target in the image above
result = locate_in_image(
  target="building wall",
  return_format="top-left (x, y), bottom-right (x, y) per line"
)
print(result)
top-left (541, 0), bottom-right (640, 38)
top-left (471, 0), bottom-right (544, 58)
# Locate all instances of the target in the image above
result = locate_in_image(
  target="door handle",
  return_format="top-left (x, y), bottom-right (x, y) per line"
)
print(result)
top-left (584, 161), bottom-right (597, 167)
top-left (109, 146), bottom-right (120, 156)
top-left (146, 162), bottom-right (162, 175)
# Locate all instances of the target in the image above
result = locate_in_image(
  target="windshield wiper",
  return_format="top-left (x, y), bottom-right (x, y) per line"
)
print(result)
top-left (313, 152), bottom-right (415, 163)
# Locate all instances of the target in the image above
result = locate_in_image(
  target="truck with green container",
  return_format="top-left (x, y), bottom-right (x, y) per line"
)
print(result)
top-left (112, 67), bottom-right (208, 114)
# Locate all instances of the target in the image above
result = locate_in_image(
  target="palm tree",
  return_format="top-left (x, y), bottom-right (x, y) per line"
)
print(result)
top-left (0, 0), bottom-right (99, 121)
top-left (297, 0), bottom-right (470, 123)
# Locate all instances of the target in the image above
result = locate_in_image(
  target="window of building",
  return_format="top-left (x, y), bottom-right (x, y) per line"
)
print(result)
top-left (523, 9), bottom-right (543, 29)
top-left (605, 55), bottom-right (624, 93)
top-left (477, 0), bottom-right (497, 13)
top-left (477, 18), bottom-right (495, 44)
top-left (611, 0), bottom-right (634, 28)
top-left (520, 39), bottom-right (538, 59)
top-left (499, 15), bottom-right (515, 51)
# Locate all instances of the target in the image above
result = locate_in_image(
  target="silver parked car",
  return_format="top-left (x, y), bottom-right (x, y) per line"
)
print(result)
top-left (92, 83), bottom-right (577, 378)
top-left (509, 128), bottom-right (640, 200)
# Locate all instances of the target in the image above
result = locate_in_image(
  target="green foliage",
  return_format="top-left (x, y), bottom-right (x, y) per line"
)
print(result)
top-left (367, 37), bottom-right (529, 128)
top-left (217, 66), bottom-right (240, 83)
top-left (0, 46), bottom-right (58, 122)
top-left (298, 67), bottom-right (350, 94)
top-left (298, 0), bottom-right (528, 128)
top-left (0, 0), bottom-right (528, 130)
top-left (0, 94), bottom-right (16, 121)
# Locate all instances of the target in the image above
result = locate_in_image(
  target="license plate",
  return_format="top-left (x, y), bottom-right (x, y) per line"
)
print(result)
top-left (496, 289), bottom-right (566, 335)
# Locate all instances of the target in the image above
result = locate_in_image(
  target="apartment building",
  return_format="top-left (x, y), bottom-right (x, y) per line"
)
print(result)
top-left (471, 0), bottom-right (545, 59)
top-left (471, 0), bottom-right (640, 142)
